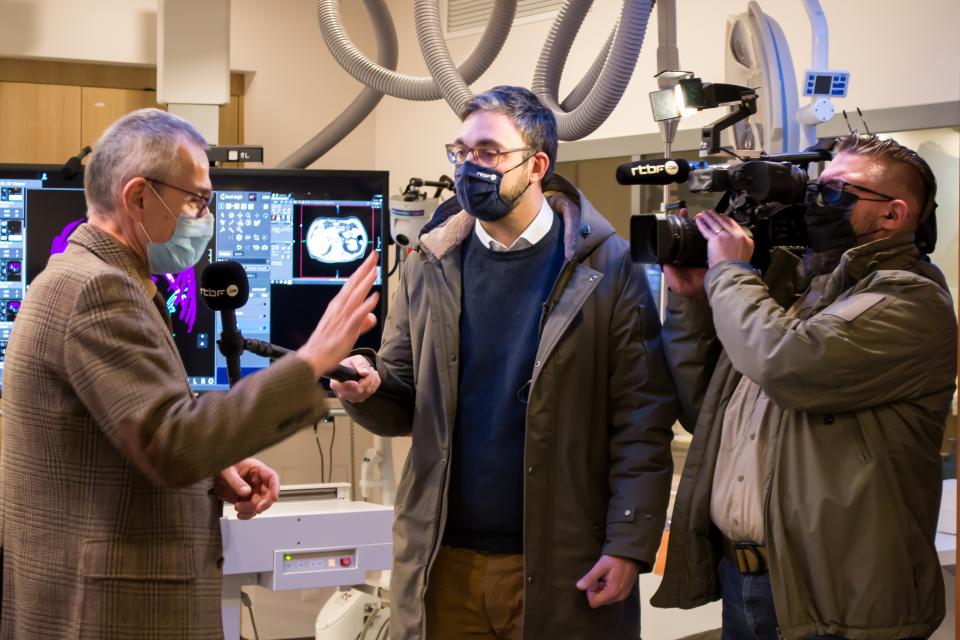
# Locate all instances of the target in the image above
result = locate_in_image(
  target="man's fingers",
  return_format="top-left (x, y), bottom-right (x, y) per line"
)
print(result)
top-left (332, 380), bottom-right (360, 394)
top-left (694, 215), bottom-right (716, 237)
top-left (347, 293), bottom-right (380, 334)
top-left (586, 586), bottom-right (618, 609)
top-left (342, 253), bottom-right (380, 312)
top-left (714, 213), bottom-right (742, 234)
top-left (576, 562), bottom-right (608, 591)
top-left (221, 465), bottom-right (251, 498)
top-left (234, 501), bottom-right (257, 518)
top-left (327, 252), bottom-right (377, 316)
top-left (344, 354), bottom-right (369, 370)
top-left (266, 468), bottom-right (280, 501)
top-left (348, 264), bottom-right (380, 314)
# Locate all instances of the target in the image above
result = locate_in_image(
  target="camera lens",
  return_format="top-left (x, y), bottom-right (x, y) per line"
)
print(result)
top-left (630, 213), bottom-right (707, 267)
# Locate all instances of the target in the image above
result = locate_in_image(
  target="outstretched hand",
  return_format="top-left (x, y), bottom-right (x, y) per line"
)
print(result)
top-left (297, 251), bottom-right (380, 378)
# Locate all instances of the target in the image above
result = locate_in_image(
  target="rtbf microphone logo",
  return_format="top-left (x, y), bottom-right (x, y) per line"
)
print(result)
top-left (201, 285), bottom-right (240, 298)
top-left (631, 160), bottom-right (679, 177)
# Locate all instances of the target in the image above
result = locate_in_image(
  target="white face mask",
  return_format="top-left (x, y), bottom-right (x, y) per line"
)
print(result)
top-left (141, 183), bottom-right (214, 274)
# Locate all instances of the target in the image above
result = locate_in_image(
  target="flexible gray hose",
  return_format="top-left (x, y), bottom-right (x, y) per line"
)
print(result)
top-left (316, 0), bottom-right (515, 101)
top-left (305, 0), bottom-right (653, 146)
top-left (412, 0), bottom-right (473, 116)
top-left (560, 30), bottom-right (614, 111)
top-left (534, 0), bottom-right (653, 140)
top-left (277, 0), bottom-right (398, 168)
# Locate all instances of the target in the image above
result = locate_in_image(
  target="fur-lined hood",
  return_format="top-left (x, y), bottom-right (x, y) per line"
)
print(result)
top-left (418, 173), bottom-right (616, 264)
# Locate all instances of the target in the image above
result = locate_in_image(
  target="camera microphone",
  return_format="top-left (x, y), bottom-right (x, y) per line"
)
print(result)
top-left (200, 261), bottom-right (249, 387)
top-left (615, 158), bottom-right (691, 185)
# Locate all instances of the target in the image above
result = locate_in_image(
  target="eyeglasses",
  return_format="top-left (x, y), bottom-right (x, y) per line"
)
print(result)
top-left (146, 177), bottom-right (214, 217)
top-left (444, 143), bottom-right (534, 168)
top-left (816, 179), bottom-right (897, 206)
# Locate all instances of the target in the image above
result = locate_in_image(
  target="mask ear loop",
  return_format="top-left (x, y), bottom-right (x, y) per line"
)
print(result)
top-left (146, 181), bottom-right (180, 222)
top-left (503, 152), bottom-right (537, 209)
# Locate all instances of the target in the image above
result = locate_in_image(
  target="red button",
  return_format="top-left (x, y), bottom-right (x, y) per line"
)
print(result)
top-left (340, 556), bottom-right (353, 567)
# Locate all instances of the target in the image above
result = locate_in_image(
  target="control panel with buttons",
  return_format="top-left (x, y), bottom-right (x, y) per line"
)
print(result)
top-left (802, 70), bottom-right (850, 97)
top-left (279, 549), bottom-right (357, 575)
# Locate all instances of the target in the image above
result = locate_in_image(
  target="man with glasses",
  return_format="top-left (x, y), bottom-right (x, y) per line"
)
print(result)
top-left (651, 133), bottom-right (956, 639)
top-left (332, 85), bottom-right (677, 639)
top-left (0, 108), bottom-right (380, 638)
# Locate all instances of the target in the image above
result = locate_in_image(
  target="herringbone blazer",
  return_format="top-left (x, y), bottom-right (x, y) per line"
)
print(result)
top-left (0, 224), bottom-right (328, 638)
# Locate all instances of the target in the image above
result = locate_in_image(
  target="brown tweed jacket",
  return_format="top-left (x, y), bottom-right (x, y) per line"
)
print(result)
top-left (0, 224), bottom-right (329, 638)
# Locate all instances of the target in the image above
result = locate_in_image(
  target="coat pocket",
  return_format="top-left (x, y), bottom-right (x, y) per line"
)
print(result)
top-left (80, 539), bottom-right (196, 581)
top-left (78, 540), bottom-right (197, 637)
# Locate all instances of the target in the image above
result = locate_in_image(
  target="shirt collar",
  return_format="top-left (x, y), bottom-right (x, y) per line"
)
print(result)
top-left (474, 196), bottom-right (554, 252)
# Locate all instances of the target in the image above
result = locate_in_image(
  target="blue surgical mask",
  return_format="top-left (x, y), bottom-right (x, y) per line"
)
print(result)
top-left (141, 184), bottom-right (214, 274)
top-left (454, 158), bottom-right (531, 222)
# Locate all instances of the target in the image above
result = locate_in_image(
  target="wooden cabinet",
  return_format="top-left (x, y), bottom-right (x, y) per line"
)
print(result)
top-left (80, 87), bottom-right (163, 149)
top-left (0, 59), bottom-right (245, 164)
top-left (0, 81), bottom-right (82, 163)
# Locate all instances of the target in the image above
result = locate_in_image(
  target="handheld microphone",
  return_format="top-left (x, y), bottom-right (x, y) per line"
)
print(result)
top-left (62, 146), bottom-right (92, 180)
top-left (200, 261), bottom-right (249, 387)
top-left (244, 338), bottom-right (360, 383)
top-left (615, 158), bottom-right (691, 185)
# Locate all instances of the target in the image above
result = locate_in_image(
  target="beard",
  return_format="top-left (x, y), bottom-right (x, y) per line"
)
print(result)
top-left (802, 247), bottom-right (846, 276)
top-left (500, 165), bottom-right (532, 214)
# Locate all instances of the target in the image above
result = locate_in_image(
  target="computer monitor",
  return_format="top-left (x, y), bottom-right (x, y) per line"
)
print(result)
top-left (0, 165), bottom-right (88, 387)
top-left (202, 168), bottom-right (388, 390)
top-left (0, 164), bottom-right (388, 392)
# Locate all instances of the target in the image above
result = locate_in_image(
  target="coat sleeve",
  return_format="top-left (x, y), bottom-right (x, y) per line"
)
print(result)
top-left (601, 253), bottom-right (679, 570)
top-left (705, 260), bottom-right (957, 413)
top-left (661, 288), bottom-right (723, 432)
top-left (64, 272), bottom-right (330, 488)
top-left (339, 257), bottom-right (417, 437)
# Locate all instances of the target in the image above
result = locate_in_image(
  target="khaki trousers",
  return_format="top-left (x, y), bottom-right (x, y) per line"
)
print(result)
top-left (424, 545), bottom-right (524, 639)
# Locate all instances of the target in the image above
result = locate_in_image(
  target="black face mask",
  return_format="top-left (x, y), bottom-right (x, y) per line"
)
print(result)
top-left (454, 157), bottom-right (531, 222)
top-left (804, 182), bottom-right (859, 253)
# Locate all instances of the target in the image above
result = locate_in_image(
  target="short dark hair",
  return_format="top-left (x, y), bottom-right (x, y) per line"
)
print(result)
top-left (463, 86), bottom-right (558, 179)
top-left (834, 133), bottom-right (937, 221)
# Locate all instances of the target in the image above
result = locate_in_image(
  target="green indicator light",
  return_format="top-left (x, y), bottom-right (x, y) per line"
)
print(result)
top-left (284, 554), bottom-right (293, 561)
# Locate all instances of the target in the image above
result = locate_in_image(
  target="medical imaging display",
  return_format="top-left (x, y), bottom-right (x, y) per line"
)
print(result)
top-left (204, 168), bottom-right (387, 390)
top-left (297, 204), bottom-right (377, 279)
top-left (0, 165), bottom-right (387, 392)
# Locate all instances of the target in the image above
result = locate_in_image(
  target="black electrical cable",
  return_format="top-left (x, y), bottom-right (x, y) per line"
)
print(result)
top-left (386, 244), bottom-right (401, 277)
top-left (373, 617), bottom-right (390, 640)
top-left (719, 146), bottom-right (749, 161)
top-left (314, 422), bottom-right (325, 482)
top-left (327, 420), bottom-right (337, 483)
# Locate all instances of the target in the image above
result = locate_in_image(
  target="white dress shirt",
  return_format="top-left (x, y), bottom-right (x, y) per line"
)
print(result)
top-left (474, 196), bottom-right (555, 252)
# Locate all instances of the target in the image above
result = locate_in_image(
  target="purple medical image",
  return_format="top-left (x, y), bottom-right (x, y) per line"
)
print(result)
top-left (50, 219), bottom-right (84, 256)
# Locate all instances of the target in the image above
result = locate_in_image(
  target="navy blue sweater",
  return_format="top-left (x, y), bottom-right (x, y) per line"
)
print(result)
top-left (443, 216), bottom-right (565, 553)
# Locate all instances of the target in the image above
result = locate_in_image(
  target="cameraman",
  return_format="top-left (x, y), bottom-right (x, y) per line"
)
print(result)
top-left (651, 133), bottom-right (957, 640)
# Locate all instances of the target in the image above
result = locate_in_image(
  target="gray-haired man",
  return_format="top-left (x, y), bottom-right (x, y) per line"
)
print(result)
top-left (333, 86), bottom-right (678, 639)
top-left (0, 108), bottom-right (380, 638)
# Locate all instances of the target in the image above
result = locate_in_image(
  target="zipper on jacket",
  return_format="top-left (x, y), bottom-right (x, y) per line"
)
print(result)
top-left (538, 261), bottom-right (575, 339)
top-left (418, 259), bottom-right (458, 639)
